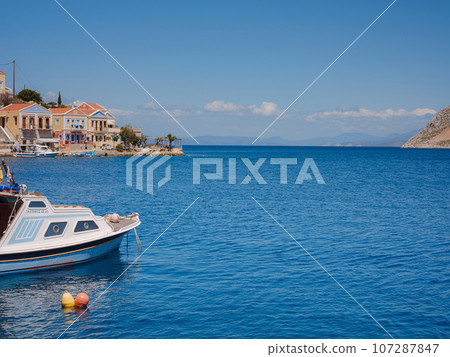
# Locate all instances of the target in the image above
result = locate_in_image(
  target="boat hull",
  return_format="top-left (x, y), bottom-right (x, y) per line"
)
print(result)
top-left (15, 153), bottom-right (39, 158)
top-left (0, 232), bottom-right (126, 274)
top-left (38, 153), bottom-right (58, 157)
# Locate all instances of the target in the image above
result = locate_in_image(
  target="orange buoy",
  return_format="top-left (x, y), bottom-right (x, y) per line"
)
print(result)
top-left (61, 290), bottom-right (75, 308)
top-left (75, 291), bottom-right (89, 307)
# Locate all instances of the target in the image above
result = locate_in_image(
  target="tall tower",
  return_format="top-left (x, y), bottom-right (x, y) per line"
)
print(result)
top-left (0, 70), bottom-right (5, 94)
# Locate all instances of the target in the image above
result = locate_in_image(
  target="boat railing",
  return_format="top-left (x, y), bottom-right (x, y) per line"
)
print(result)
top-left (53, 205), bottom-right (86, 208)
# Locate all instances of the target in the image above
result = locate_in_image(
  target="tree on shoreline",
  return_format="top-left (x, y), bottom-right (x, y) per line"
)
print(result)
top-left (167, 133), bottom-right (178, 151)
top-left (119, 124), bottom-right (142, 148)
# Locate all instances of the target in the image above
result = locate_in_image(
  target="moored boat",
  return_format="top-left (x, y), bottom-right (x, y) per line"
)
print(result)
top-left (14, 145), bottom-right (58, 158)
top-left (0, 164), bottom-right (140, 274)
top-left (15, 152), bottom-right (39, 158)
top-left (35, 145), bottom-right (58, 157)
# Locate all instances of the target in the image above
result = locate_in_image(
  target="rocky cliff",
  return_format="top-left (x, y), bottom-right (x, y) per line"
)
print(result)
top-left (402, 106), bottom-right (450, 148)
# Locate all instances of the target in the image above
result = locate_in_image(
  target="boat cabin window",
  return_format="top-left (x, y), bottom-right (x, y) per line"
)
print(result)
top-left (28, 201), bottom-right (47, 208)
top-left (45, 222), bottom-right (67, 238)
top-left (0, 196), bottom-right (23, 238)
top-left (74, 220), bottom-right (99, 233)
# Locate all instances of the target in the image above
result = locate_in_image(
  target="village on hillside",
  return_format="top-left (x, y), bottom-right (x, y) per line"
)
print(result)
top-left (0, 70), bottom-right (182, 157)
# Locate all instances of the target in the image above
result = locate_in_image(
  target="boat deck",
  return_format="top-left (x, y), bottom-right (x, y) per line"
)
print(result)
top-left (107, 218), bottom-right (138, 232)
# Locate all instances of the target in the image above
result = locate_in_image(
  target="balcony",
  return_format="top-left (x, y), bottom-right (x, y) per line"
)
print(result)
top-left (70, 125), bottom-right (85, 130)
top-left (22, 124), bottom-right (51, 129)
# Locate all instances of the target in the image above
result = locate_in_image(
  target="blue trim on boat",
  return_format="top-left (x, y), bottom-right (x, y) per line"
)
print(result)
top-left (0, 232), bottom-right (126, 274)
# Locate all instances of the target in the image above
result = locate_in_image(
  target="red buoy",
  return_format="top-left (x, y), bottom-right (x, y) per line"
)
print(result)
top-left (75, 291), bottom-right (89, 307)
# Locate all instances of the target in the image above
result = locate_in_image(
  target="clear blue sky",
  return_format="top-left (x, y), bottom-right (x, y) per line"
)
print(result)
top-left (1, 0), bottom-right (449, 140)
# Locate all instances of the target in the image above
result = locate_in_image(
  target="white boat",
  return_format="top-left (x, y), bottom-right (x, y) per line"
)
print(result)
top-left (0, 184), bottom-right (140, 274)
top-left (15, 152), bottom-right (39, 158)
top-left (35, 145), bottom-right (58, 157)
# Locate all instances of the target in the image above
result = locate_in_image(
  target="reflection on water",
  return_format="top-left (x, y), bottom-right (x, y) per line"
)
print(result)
top-left (0, 250), bottom-right (136, 338)
top-left (61, 307), bottom-right (90, 325)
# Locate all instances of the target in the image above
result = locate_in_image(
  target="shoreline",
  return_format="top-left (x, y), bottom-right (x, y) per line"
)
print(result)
top-left (1, 148), bottom-right (185, 158)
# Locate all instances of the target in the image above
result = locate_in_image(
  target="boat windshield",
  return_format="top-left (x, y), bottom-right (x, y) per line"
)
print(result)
top-left (0, 195), bottom-right (23, 238)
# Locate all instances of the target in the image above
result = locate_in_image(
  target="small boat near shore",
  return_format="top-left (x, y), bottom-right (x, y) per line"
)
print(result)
top-left (0, 163), bottom-right (140, 274)
top-left (15, 152), bottom-right (39, 158)
top-left (14, 145), bottom-right (58, 158)
top-left (35, 145), bottom-right (58, 157)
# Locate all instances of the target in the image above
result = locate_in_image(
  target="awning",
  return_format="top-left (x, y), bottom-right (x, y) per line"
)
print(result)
top-left (37, 138), bottom-right (59, 143)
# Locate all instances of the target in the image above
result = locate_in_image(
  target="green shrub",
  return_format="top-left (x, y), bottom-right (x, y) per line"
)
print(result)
top-left (116, 144), bottom-right (124, 152)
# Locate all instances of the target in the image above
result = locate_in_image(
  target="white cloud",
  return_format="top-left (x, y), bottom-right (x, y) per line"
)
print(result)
top-left (410, 108), bottom-right (436, 116)
top-left (108, 108), bottom-right (137, 116)
top-left (144, 102), bottom-right (159, 109)
top-left (305, 107), bottom-right (436, 122)
top-left (204, 100), bottom-right (280, 116)
top-left (43, 91), bottom-right (57, 102)
top-left (172, 109), bottom-right (185, 117)
top-left (204, 100), bottom-right (246, 113)
top-left (249, 101), bottom-right (279, 116)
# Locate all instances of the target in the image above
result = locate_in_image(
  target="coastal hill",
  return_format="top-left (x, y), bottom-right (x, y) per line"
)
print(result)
top-left (402, 105), bottom-right (450, 149)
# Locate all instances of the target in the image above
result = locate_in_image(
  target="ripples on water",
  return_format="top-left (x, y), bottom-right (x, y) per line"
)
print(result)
top-left (0, 146), bottom-right (448, 338)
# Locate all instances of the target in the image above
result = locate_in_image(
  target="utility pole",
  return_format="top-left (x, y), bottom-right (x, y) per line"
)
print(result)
top-left (12, 60), bottom-right (15, 97)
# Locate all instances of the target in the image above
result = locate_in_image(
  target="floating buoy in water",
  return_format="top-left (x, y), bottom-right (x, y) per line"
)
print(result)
top-left (62, 306), bottom-right (75, 314)
top-left (110, 213), bottom-right (120, 223)
top-left (75, 291), bottom-right (89, 307)
top-left (61, 290), bottom-right (75, 308)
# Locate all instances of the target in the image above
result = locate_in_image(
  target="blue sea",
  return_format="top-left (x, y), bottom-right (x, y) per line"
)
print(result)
top-left (0, 146), bottom-right (449, 339)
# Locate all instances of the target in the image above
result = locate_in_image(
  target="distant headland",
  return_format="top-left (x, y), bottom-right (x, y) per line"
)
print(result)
top-left (402, 106), bottom-right (450, 149)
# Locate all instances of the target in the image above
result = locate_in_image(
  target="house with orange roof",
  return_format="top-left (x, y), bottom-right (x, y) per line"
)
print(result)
top-left (49, 107), bottom-right (88, 147)
top-left (80, 109), bottom-right (110, 147)
top-left (0, 102), bottom-right (57, 149)
top-left (77, 102), bottom-right (106, 111)
top-left (76, 102), bottom-right (120, 148)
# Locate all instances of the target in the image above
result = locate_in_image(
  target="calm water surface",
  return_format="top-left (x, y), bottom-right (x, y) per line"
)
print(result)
top-left (0, 146), bottom-right (448, 339)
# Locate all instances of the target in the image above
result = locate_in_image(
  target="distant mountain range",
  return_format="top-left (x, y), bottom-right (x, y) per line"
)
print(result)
top-left (182, 130), bottom-right (421, 147)
top-left (403, 106), bottom-right (450, 148)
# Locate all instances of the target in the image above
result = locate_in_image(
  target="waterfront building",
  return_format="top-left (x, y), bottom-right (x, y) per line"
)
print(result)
top-left (0, 95), bottom-right (144, 151)
top-left (0, 71), bottom-right (12, 95)
top-left (0, 103), bottom-right (57, 149)
top-left (49, 107), bottom-right (88, 147)
top-left (77, 102), bottom-right (120, 148)
top-left (80, 109), bottom-right (109, 147)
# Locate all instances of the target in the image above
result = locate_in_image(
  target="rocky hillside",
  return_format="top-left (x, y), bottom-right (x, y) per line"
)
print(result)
top-left (402, 106), bottom-right (450, 148)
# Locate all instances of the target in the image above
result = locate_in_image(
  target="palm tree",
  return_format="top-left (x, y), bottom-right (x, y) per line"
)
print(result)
top-left (167, 134), bottom-right (178, 151)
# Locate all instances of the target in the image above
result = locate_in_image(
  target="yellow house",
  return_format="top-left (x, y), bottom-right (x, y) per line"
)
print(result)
top-left (78, 102), bottom-right (119, 147)
top-left (81, 109), bottom-right (109, 147)
top-left (50, 107), bottom-right (88, 147)
top-left (0, 103), bottom-right (57, 149)
top-left (0, 71), bottom-right (5, 94)
top-left (0, 70), bottom-right (13, 95)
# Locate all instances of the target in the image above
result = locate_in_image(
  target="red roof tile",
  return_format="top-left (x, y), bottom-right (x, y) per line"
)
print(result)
top-left (49, 108), bottom-right (72, 114)
top-left (0, 103), bottom-right (36, 112)
top-left (80, 109), bottom-right (96, 115)
top-left (78, 102), bottom-right (106, 111)
top-left (70, 109), bottom-right (87, 116)
top-left (49, 107), bottom-right (85, 115)
top-left (86, 103), bottom-right (105, 110)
